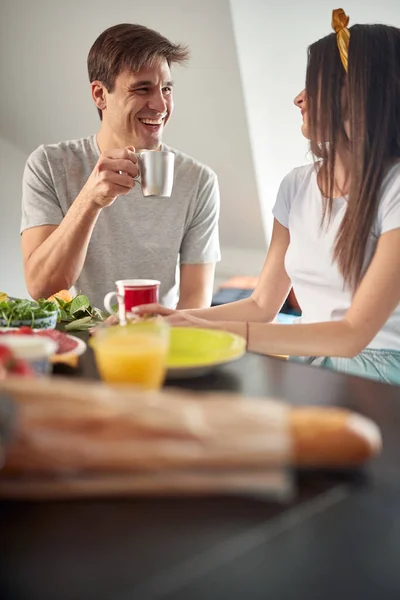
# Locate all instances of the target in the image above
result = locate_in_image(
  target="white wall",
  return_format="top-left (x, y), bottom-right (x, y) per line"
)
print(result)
top-left (2, 0), bottom-right (400, 298)
top-left (0, 137), bottom-right (28, 298)
top-left (0, 0), bottom-right (267, 298)
top-left (230, 0), bottom-right (400, 242)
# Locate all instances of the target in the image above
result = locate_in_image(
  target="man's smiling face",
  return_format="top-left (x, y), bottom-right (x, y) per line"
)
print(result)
top-left (101, 59), bottom-right (174, 150)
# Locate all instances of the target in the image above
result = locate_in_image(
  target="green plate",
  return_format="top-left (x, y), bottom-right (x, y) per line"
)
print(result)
top-left (166, 327), bottom-right (246, 379)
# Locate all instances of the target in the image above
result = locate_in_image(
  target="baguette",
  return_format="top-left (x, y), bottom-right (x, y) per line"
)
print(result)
top-left (290, 407), bottom-right (381, 467)
top-left (0, 378), bottom-right (381, 474)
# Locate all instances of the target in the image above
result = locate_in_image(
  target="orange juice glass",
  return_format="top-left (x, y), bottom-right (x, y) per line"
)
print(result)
top-left (90, 320), bottom-right (170, 389)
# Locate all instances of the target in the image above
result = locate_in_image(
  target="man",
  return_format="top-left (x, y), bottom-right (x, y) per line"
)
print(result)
top-left (21, 24), bottom-right (220, 309)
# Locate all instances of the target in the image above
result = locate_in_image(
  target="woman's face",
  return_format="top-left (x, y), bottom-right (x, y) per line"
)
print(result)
top-left (294, 89), bottom-right (310, 139)
top-left (294, 85), bottom-right (350, 143)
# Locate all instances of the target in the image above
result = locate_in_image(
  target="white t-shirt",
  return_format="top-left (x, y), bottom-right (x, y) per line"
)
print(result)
top-left (273, 162), bottom-right (400, 350)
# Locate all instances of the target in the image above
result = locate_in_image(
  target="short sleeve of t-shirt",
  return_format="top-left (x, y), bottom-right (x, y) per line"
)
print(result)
top-left (376, 161), bottom-right (400, 236)
top-left (21, 145), bottom-right (64, 233)
top-left (272, 164), bottom-right (317, 229)
top-left (272, 168), bottom-right (306, 229)
top-left (179, 168), bottom-right (221, 264)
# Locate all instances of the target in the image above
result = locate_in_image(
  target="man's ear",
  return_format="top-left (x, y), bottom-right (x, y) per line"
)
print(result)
top-left (91, 80), bottom-right (107, 112)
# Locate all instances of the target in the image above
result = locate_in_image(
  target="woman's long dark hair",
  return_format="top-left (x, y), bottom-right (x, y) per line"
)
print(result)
top-left (306, 24), bottom-right (400, 289)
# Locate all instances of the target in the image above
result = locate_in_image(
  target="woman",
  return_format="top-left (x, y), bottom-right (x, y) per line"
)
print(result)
top-left (136, 9), bottom-right (400, 385)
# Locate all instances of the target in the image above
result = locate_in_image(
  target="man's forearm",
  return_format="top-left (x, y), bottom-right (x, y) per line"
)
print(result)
top-left (177, 291), bottom-right (212, 310)
top-left (25, 193), bottom-right (102, 299)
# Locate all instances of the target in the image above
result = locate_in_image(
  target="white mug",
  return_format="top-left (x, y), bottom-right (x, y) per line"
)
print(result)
top-left (120, 150), bottom-right (175, 198)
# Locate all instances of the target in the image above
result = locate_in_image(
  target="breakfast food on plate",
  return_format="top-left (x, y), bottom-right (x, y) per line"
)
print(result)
top-left (0, 328), bottom-right (79, 354)
top-left (0, 378), bottom-right (382, 482)
top-left (0, 328), bottom-right (83, 370)
top-left (47, 289), bottom-right (73, 303)
top-left (37, 330), bottom-right (80, 354)
top-left (39, 330), bottom-right (81, 367)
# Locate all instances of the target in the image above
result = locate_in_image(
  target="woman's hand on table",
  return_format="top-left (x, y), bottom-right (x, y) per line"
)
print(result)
top-left (134, 304), bottom-right (217, 329)
top-left (92, 304), bottom-right (223, 333)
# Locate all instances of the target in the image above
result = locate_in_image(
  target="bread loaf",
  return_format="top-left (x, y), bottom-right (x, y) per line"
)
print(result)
top-left (0, 378), bottom-right (381, 475)
top-left (290, 407), bottom-right (381, 467)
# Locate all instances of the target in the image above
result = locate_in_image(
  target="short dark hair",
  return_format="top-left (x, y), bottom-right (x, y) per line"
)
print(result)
top-left (88, 23), bottom-right (189, 118)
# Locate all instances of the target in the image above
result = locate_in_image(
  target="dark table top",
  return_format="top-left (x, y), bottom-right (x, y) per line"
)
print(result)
top-left (1, 335), bottom-right (400, 600)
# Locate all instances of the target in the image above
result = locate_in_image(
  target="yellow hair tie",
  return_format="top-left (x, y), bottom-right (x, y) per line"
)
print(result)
top-left (332, 8), bottom-right (350, 72)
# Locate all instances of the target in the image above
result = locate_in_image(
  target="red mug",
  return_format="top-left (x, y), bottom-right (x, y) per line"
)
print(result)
top-left (104, 279), bottom-right (160, 323)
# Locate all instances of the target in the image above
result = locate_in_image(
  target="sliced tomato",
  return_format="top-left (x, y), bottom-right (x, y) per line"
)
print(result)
top-left (18, 326), bottom-right (35, 335)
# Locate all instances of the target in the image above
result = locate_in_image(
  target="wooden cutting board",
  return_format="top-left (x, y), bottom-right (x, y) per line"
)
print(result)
top-left (0, 469), bottom-right (292, 500)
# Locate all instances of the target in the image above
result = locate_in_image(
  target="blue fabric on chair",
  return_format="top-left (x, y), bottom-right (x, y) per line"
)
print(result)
top-left (276, 313), bottom-right (298, 324)
top-left (211, 287), bottom-right (301, 320)
top-left (211, 288), bottom-right (253, 306)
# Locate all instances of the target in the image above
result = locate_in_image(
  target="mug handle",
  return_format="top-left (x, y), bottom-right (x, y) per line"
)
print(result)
top-left (118, 170), bottom-right (141, 185)
top-left (104, 291), bottom-right (123, 315)
top-left (104, 291), bottom-right (127, 325)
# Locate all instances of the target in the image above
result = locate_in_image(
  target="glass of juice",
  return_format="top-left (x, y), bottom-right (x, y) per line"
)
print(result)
top-left (89, 320), bottom-right (170, 389)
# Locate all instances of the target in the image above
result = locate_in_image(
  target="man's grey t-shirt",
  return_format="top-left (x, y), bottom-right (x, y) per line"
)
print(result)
top-left (21, 135), bottom-right (220, 308)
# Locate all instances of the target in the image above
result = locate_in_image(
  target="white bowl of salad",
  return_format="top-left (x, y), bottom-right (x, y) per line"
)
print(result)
top-left (0, 299), bottom-right (58, 330)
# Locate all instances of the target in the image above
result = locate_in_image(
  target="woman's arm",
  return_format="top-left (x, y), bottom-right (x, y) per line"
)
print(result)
top-left (222, 228), bottom-right (400, 357)
top-left (140, 219), bottom-right (292, 323)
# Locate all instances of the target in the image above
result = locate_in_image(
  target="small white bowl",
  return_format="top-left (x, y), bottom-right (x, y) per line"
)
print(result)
top-left (0, 335), bottom-right (58, 375)
top-left (0, 311), bottom-right (58, 330)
